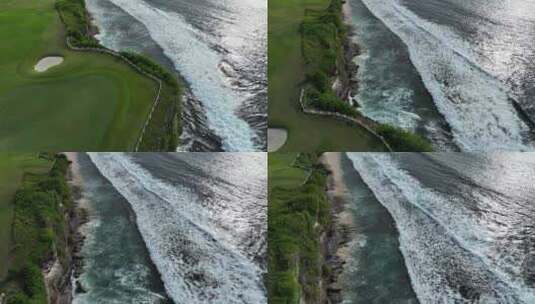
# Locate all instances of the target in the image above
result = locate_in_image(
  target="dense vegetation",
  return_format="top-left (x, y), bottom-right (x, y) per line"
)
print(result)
top-left (376, 124), bottom-right (433, 152)
top-left (300, 0), bottom-right (432, 152)
top-left (55, 0), bottom-right (182, 151)
top-left (305, 89), bottom-right (358, 117)
top-left (301, 0), bottom-right (356, 116)
top-left (268, 153), bottom-right (331, 303)
top-left (2, 155), bottom-right (72, 304)
top-left (55, 0), bottom-right (102, 48)
top-left (269, 0), bottom-right (387, 151)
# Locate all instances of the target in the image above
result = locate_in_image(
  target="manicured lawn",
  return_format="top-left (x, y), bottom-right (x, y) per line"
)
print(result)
top-left (0, 0), bottom-right (157, 150)
top-left (268, 153), bottom-right (307, 190)
top-left (269, 0), bottom-right (388, 152)
top-left (0, 154), bottom-right (52, 281)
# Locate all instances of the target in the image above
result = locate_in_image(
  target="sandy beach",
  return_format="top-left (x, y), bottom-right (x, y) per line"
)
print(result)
top-left (320, 152), bottom-right (356, 303)
top-left (64, 153), bottom-right (91, 210)
top-left (322, 152), bottom-right (348, 197)
top-left (322, 152), bottom-right (353, 253)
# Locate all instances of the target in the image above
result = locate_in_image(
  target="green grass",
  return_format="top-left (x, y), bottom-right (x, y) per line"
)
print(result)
top-left (376, 124), bottom-right (433, 152)
top-left (268, 153), bottom-right (330, 303)
top-left (269, 153), bottom-right (308, 190)
top-left (0, 0), bottom-right (159, 151)
top-left (0, 154), bottom-right (52, 281)
top-left (269, 0), bottom-right (388, 152)
top-left (119, 52), bottom-right (182, 151)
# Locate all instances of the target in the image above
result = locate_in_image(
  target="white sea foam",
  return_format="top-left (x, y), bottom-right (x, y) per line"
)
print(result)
top-left (87, 0), bottom-right (256, 151)
top-left (359, 0), bottom-right (534, 151)
top-left (346, 153), bottom-right (535, 303)
top-left (88, 153), bottom-right (266, 304)
top-left (354, 47), bottom-right (422, 131)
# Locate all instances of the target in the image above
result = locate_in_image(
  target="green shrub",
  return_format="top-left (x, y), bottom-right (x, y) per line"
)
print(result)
top-left (5, 156), bottom-right (72, 303)
top-left (300, 0), bottom-right (356, 119)
top-left (376, 124), bottom-right (433, 152)
top-left (120, 52), bottom-right (179, 89)
top-left (6, 292), bottom-right (30, 304)
top-left (306, 89), bottom-right (358, 117)
top-left (306, 71), bottom-right (329, 92)
top-left (268, 154), bottom-right (330, 303)
top-left (21, 264), bottom-right (45, 300)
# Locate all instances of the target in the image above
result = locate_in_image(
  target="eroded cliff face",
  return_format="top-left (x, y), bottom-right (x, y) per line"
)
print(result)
top-left (333, 3), bottom-right (362, 106)
top-left (43, 165), bottom-right (88, 304)
top-left (320, 153), bottom-right (355, 304)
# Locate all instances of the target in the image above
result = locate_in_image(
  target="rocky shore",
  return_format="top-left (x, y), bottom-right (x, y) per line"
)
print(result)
top-left (320, 152), bottom-right (354, 304)
top-left (333, 1), bottom-right (362, 106)
top-left (43, 153), bottom-right (90, 304)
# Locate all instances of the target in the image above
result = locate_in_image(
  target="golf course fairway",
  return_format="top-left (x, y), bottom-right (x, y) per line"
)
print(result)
top-left (0, 0), bottom-right (158, 151)
top-left (269, 0), bottom-right (387, 152)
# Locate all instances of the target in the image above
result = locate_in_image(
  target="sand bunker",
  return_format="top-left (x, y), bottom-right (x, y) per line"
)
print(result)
top-left (34, 56), bottom-right (64, 72)
top-left (268, 128), bottom-right (288, 152)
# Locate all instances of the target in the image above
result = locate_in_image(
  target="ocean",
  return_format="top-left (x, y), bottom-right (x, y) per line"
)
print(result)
top-left (73, 153), bottom-right (267, 303)
top-left (72, 153), bottom-right (170, 304)
top-left (348, 0), bottom-right (535, 151)
top-left (338, 153), bottom-right (418, 304)
top-left (86, 0), bottom-right (267, 152)
top-left (347, 152), bottom-right (535, 303)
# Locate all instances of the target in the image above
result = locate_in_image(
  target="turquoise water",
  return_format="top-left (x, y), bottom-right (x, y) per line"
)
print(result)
top-left (339, 153), bottom-right (418, 304)
top-left (347, 1), bottom-right (454, 150)
top-left (72, 153), bottom-right (170, 304)
top-left (351, 0), bottom-right (535, 151)
top-left (87, 153), bottom-right (267, 304)
top-left (348, 153), bottom-right (535, 303)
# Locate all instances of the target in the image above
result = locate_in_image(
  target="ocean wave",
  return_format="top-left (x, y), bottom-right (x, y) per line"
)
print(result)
top-left (90, 0), bottom-right (256, 151)
top-left (347, 153), bottom-right (535, 303)
top-left (88, 153), bottom-right (266, 304)
top-left (359, 0), bottom-right (534, 151)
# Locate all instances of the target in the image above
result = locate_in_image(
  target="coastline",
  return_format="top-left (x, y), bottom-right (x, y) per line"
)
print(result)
top-left (320, 152), bottom-right (353, 303)
top-left (338, 1), bottom-right (362, 104)
top-left (44, 152), bottom-right (90, 303)
top-left (57, 0), bottom-right (183, 152)
top-left (333, 1), bottom-right (361, 106)
top-left (78, 153), bottom-right (172, 303)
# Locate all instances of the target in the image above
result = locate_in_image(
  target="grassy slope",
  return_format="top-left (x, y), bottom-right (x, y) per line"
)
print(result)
top-left (0, 0), bottom-right (157, 151)
top-left (268, 0), bottom-right (387, 152)
top-left (269, 153), bottom-right (307, 190)
top-left (0, 154), bottom-right (52, 281)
